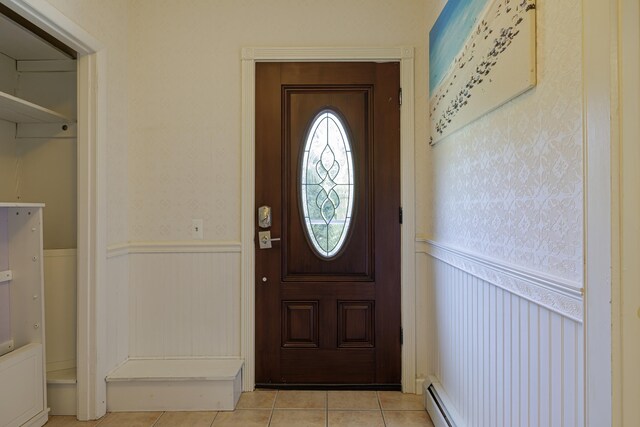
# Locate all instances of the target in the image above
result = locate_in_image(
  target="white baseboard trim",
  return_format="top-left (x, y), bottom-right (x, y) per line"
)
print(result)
top-left (424, 376), bottom-right (465, 427)
top-left (417, 238), bottom-right (583, 321)
top-left (24, 410), bottom-right (49, 427)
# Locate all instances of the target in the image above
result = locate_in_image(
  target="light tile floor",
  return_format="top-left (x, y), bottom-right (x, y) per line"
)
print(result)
top-left (45, 391), bottom-right (434, 427)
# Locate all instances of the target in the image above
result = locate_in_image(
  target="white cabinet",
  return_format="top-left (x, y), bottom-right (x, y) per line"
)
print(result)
top-left (0, 203), bottom-right (47, 427)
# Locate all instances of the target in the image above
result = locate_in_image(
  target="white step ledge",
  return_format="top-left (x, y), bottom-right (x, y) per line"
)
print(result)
top-left (106, 358), bottom-right (243, 412)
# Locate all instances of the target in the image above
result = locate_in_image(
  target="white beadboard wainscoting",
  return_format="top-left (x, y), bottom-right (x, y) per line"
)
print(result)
top-left (105, 242), bottom-right (243, 412)
top-left (106, 251), bottom-right (129, 372)
top-left (112, 242), bottom-right (242, 358)
top-left (417, 239), bottom-right (584, 427)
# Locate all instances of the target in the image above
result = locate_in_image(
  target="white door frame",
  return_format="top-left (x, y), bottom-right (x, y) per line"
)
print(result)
top-left (241, 47), bottom-right (417, 392)
top-left (583, 0), bottom-right (616, 424)
top-left (612, 0), bottom-right (639, 424)
top-left (1, 0), bottom-right (105, 420)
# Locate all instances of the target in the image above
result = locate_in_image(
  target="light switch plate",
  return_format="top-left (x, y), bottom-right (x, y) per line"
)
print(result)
top-left (191, 219), bottom-right (204, 240)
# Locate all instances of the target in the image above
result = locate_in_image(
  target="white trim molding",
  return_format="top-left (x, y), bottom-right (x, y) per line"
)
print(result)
top-left (241, 46), bottom-right (416, 392)
top-left (583, 0), bottom-right (615, 425)
top-left (418, 238), bottom-right (584, 322)
top-left (0, 0), bottom-right (102, 54)
top-left (616, 1), bottom-right (640, 425)
top-left (107, 241), bottom-right (242, 258)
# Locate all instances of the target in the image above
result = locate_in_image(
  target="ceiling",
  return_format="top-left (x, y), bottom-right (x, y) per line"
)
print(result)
top-left (0, 13), bottom-right (68, 60)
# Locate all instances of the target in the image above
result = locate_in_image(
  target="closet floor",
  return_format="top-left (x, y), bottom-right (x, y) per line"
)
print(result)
top-left (44, 390), bottom-right (434, 426)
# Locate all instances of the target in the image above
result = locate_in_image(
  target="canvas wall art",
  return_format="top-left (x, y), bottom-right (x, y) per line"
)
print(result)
top-left (429, 0), bottom-right (536, 144)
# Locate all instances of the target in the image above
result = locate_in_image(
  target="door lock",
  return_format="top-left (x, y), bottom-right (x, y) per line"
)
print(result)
top-left (258, 205), bottom-right (272, 228)
top-left (258, 231), bottom-right (281, 249)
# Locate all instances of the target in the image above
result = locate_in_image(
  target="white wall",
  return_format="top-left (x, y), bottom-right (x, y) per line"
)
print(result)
top-left (0, 54), bottom-right (18, 203)
top-left (0, 119), bottom-right (16, 203)
top-left (15, 64), bottom-right (78, 249)
top-left (425, 0), bottom-right (585, 424)
top-left (44, 249), bottom-right (77, 372)
top-left (46, 0), bottom-right (129, 247)
top-left (0, 208), bottom-right (9, 346)
top-left (124, 0), bottom-right (430, 360)
top-left (45, 0), bottom-right (431, 387)
top-left (0, 53), bottom-right (16, 94)
top-left (127, 0), bottom-right (430, 242)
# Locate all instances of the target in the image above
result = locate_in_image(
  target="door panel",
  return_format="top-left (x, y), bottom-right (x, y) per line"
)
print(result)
top-left (255, 62), bottom-right (400, 387)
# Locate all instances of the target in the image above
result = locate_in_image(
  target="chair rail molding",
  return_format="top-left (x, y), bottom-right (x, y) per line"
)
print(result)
top-left (107, 241), bottom-right (242, 258)
top-left (417, 238), bottom-right (583, 321)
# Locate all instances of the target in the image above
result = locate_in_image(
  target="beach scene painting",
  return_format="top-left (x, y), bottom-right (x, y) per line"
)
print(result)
top-left (429, 0), bottom-right (536, 144)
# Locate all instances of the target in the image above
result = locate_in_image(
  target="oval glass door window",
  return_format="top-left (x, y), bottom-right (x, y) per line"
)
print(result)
top-left (300, 110), bottom-right (355, 258)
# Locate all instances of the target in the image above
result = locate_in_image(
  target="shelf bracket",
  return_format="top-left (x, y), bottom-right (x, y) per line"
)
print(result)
top-left (0, 270), bottom-right (12, 284)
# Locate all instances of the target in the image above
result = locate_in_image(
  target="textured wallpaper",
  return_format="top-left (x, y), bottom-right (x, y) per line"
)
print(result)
top-left (428, 0), bottom-right (583, 283)
top-left (126, 0), bottom-right (430, 242)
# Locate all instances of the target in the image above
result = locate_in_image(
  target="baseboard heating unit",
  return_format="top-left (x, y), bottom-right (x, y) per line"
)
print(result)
top-left (424, 376), bottom-right (465, 427)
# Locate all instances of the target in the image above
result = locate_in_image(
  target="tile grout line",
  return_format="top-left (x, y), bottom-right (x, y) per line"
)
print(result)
top-left (209, 408), bottom-right (219, 427)
top-left (378, 391), bottom-right (389, 427)
top-left (266, 389), bottom-right (278, 426)
top-left (150, 411), bottom-right (164, 427)
top-left (324, 390), bottom-right (329, 423)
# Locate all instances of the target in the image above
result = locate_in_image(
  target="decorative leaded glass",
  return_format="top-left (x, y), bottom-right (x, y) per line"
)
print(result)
top-left (300, 110), bottom-right (354, 258)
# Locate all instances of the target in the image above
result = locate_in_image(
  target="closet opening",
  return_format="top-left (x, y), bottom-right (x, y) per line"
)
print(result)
top-left (0, 5), bottom-right (79, 418)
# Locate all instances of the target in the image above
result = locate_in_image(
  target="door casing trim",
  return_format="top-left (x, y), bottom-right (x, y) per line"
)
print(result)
top-left (241, 47), bottom-right (416, 392)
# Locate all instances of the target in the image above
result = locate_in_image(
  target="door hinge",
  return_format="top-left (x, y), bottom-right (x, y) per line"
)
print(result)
top-left (399, 88), bottom-right (403, 106)
top-left (400, 327), bottom-right (403, 345)
top-left (399, 207), bottom-right (403, 224)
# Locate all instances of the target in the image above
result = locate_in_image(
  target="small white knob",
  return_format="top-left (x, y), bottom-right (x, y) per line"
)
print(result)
top-left (262, 277), bottom-right (267, 282)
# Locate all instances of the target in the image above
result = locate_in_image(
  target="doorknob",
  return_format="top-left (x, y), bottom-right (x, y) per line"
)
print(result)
top-left (258, 231), bottom-right (281, 249)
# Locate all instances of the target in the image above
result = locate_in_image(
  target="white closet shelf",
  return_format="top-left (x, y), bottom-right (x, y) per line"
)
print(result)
top-left (0, 202), bottom-right (45, 208)
top-left (0, 90), bottom-right (73, 123)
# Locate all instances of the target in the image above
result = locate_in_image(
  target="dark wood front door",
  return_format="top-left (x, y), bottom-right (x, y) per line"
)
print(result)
top-left (255, 62), bottom-right (401, 387)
